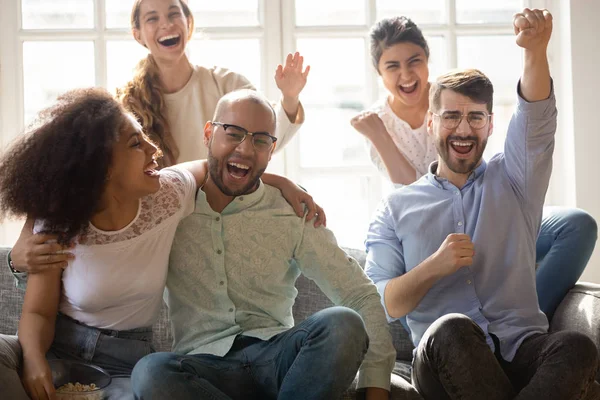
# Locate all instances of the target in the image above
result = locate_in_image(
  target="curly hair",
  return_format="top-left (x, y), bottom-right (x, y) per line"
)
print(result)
top-left (116, 0), bottom-right (195, 167)
top-left (0, 88), bottom-right (125, 244)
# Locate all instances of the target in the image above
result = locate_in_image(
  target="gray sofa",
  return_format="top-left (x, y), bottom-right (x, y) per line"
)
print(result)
top-left (2, 246), bottom-right (600, 399)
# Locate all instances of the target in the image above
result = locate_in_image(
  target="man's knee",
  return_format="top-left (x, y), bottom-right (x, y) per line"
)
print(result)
top-left (312, 307), bottom-right (369, 361)
top-left (425, 313), bottom-right (482, 350)
top-left (552, 331), bottom-right (599, 372)
top-left (131, 352), bottom-right (180, 392)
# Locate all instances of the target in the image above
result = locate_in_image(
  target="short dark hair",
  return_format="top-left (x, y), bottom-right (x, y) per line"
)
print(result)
top-left (370, 16), bottom-right (430, 72)
top-left (429, 69), bottom-right (494, 113)
top-left (0, 88), bottom-right (126, 244)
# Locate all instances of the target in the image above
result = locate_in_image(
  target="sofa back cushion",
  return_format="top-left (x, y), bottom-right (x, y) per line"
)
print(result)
top-left (0, 246), bottom-right (415, 361)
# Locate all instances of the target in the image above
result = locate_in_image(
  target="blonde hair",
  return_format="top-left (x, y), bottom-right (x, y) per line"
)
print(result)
top-left (117, 0), bottom-right (195, 167)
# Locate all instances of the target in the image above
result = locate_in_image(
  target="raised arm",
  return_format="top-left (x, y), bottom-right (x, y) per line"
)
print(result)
top-left (18, 269), bottom-right (62, 400)
top-left (515, 9), bottom-right (552, 102)
top-left (351, 111), bottom-right (417, 185)
top-left (504, 9), bottom-right (556, 230)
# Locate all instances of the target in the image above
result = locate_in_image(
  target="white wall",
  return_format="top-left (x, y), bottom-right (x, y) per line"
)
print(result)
top-left (550, 0), bottom-right (600, 283)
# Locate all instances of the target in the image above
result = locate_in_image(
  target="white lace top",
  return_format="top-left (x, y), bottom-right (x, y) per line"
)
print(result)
top-left (365, 98), bottom-right (438, 182)
top-left (35, 166), bottom-right (197, 330)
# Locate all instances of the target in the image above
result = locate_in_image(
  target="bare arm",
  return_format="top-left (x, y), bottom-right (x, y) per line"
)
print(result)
top-left (351, 112), bottom-right (417, 185)
top-left (514, 8), bottom-right (553, 102)
top-left (175, 160), bottom-right (208, 187)
top-left (18, 268), bottom-right (62, 399)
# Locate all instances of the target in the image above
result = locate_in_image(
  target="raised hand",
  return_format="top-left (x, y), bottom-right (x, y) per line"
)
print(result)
top-left (513, 8), bottom-right (553, 51)
top-left (275, 51), bottom-right (310, 100)
top-left (350, 111), bottom-right (387, 140)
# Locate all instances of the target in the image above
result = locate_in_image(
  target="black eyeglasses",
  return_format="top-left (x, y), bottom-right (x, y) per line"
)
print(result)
top-left (431, 111), bottom-right (492, 130)
top-left (211, 122), bottom-right (277, 152)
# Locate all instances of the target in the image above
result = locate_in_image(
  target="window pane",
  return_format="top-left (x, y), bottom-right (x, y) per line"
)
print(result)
top-left (296, 0), bottom-right (365, 26)
top-left (376, 0), bottom-right (445, 24)
top-left (106, 0), bottom-right (135, 29)
top-left (188, 0), bottom-right (259, 27)
top-left (23, 42), bottom-right (95, 125)
top-left (187, 39), bottom-right (262, 90)
top-left (377, 36), bottom-right (447, 99)
top-left (457, 35), bottom-right (522, 157)
top-left (456, 0), bottom-right (521, 24)
top-left (300, 174), bottom-right (378, 249)
top-left (296, 38), bottom-right (368, 168)
top-left (107, 41), bottom-right (150, 93)
top-left (22, 0), bottom-right (94, 29)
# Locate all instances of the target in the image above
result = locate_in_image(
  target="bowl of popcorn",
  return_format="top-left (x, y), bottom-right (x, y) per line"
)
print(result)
top-left (49, 359), bottom-right (111, 400)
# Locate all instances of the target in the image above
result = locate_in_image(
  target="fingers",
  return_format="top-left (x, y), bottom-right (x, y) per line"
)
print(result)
top-left (303, 197), bottom-right (318, 221)
top-left (302, 64), bottom-right (310, 79)
top-left (313, 205), bottom-right (326, 228)
top-left (446, 233), bottom-right (471, 242)
top-left (43, 378), bottom-right (57, 400)
top-left (32, 233), bottom-right (61, 245)
top-left (34, 252), bottom-right (73, 267)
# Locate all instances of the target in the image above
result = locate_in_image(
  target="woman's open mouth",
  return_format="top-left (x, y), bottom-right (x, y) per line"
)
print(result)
top-left (157, 34), bottom-right (181, 48)
top-left (398, 81), bottom-right (418, 94)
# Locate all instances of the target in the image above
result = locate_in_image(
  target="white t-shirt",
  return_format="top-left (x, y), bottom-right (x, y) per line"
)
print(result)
top-left (365, 98), bottom-right (438, 182)
top-left (164, 65), bottom-right (304, 163)
top-left (35, 166), bottom-right (197, 330)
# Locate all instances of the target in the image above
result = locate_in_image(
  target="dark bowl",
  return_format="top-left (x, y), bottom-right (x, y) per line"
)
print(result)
top-left (48, 359), bottom-right (111, 400)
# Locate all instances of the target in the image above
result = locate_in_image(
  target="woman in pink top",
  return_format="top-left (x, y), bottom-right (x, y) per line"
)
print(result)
top-left (351, 16), bottom-right (597, 321)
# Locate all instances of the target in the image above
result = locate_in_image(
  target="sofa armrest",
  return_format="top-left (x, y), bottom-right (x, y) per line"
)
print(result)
top-left (550, 282), bottom-right (600, 381)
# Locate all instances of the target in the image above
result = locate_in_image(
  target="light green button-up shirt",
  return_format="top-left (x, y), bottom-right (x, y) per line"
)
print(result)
top-left (166, 181), bottom-right (396, 390)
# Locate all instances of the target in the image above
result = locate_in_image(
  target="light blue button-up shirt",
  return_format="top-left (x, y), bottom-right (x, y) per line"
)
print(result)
top-left (166, 183), bottom-right (396, 390)
top-left (365, 85), bottom-right (556, 362)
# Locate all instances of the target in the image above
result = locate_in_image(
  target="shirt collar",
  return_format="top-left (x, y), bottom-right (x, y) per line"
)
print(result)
top-left (194, 180), bottom-right (266, 215)
top-left (425, 160), bottom-right (488, 190)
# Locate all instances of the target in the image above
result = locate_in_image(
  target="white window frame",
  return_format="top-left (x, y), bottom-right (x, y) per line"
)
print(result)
top-left (0, 0), bottom-right (552, 246)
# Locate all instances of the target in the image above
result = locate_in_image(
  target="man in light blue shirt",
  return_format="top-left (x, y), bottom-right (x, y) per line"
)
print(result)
top-left (131, 90), bottom-right (396, 400)
top-left (365, 9), bottom-right (599, 400)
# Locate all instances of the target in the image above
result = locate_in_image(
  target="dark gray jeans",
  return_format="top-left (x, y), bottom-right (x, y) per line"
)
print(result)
top-left (412, 313), bottom-right (599, 400)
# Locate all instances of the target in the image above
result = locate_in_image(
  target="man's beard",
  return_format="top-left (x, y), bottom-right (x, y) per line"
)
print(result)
top-left (435, 135), bottom-right (487, 175)
top-left (207, 149), bottom-right (265, 196)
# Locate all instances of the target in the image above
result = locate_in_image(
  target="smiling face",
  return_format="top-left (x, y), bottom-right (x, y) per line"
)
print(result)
top-left (132, 0), bottom-right (192, 63)
top-left (106, 114), bottom-right (161, 200)
top-left (428, 89), bottom-right (493, 176)
top-left (204, 97), bottom-right (276, 197)
top-left (378, 42), bottom-right (429, 108)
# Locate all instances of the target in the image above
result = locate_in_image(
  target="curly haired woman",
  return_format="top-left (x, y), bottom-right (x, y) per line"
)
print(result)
top-left (0, 88), bottom-right (322, 400)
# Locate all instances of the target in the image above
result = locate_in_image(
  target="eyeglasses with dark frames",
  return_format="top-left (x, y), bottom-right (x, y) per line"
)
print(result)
top-left (211, 122), bottom-right (277, 152)
top-left (431, 111), bottom-right (492, 130)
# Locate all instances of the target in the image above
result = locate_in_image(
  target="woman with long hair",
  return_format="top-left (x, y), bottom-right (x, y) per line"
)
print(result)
top-left (118, 0), bottom-right (309, 167)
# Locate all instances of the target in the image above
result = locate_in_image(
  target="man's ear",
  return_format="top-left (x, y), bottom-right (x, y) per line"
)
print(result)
top-left (487, 114), bottom-right (494, 138)
top-left (203, 121), bottom-right (213, 147)
top-left (133, 29), bottom-right (146, 47)
top-left (267, 142), bottom-right (277, 162)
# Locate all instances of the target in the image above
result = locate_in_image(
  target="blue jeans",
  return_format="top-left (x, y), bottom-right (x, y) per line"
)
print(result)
top-left (0, 314), bottom-right (153, 400)
top-left (536, 207), bottom-right (598, 319)
top-left (49, 314), bottom-right (154, 400)
top-left (131, 307), bottom-right (369, 400)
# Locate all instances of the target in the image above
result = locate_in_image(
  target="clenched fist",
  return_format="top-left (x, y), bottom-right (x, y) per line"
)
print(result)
top-left (432, 233), bottom-right (475, 277)
top-left (350, 111), bottom-right (387, 139)
top-left (513, 8), bottom-right (553, 51)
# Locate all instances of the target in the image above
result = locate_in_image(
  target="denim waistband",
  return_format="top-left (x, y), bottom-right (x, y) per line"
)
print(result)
top-left (57, 313), bottom-right (153, 341)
